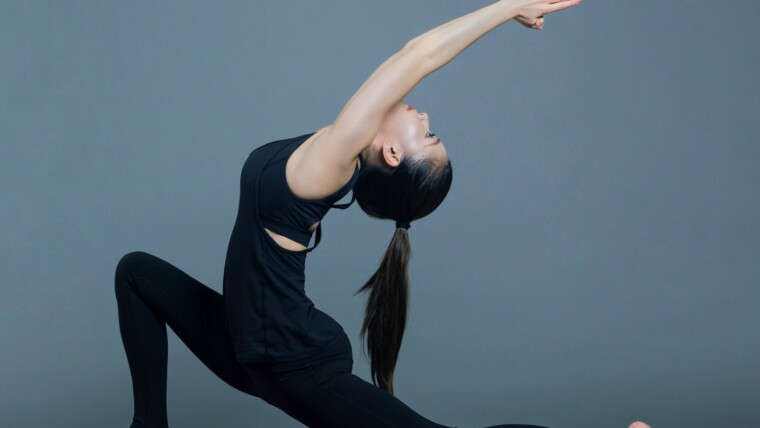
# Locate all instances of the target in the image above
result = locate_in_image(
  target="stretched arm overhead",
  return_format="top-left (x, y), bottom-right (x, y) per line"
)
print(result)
top-left (300, 0), bottom-right (581, 191)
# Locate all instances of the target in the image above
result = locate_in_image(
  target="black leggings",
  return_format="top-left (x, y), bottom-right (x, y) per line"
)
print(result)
top-left (114, 251), bottom-right (548, 428)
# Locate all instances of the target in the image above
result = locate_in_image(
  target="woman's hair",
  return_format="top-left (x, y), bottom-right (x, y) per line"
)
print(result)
top-left (352, 152), bottom-right (453, 395)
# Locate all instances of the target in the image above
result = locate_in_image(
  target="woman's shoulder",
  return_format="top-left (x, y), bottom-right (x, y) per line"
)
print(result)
top-left (285, 125), bottom-right (361, 201)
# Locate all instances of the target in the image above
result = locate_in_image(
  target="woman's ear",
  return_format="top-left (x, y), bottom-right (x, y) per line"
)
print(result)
top-left (381, 140), bottom-right (403, 169)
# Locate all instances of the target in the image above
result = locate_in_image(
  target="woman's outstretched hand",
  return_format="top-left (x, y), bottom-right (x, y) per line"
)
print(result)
top-left (503, 0), bottom-right (582, 30)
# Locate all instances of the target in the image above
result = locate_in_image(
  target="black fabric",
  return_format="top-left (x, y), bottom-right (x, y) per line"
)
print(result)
top-left (222, 132), bottom-right (358, 363)
top-left (258, 132), bottom-right (360, 247)
top-left (114, 131), bottom-right (551, 427)
top-left (115, 251), bottom-right (454, 428)
top-left (115, 251), bottom-right (549, 428)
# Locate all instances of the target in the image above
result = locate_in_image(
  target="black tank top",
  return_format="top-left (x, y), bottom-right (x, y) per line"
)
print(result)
top-left (222, 131), bottom-right (360, 363)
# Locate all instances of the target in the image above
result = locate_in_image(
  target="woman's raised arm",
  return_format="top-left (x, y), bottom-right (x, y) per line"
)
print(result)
top-left (310, 0), bottom-right (581, 178)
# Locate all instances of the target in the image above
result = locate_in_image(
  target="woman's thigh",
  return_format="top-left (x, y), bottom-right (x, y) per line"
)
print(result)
top-left (310, 371), bottom-right (454, 428)
top-left (266, 332), bottom-right (453, 428)
top-left (115, 250), bottom-right (277, 402)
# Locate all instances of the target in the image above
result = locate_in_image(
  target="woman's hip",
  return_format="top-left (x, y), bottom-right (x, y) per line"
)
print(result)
top-left (245, 330), bottom-right (353, 385)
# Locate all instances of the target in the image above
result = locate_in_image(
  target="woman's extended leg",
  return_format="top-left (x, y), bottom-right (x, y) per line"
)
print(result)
top-left (243, 330), bottom-right (449, 428)
top-left (114, 250), bottom-right (277, 427)
top-left (301, 370), bottom-right (549, 428)
top-left (258, 331), bottom-right (549, 428)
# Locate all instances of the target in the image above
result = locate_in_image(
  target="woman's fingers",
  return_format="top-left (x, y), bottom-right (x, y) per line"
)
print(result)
top-left (545, 0), bottom-right (582, 15)
top-left (515, 0), bottom-right (581, 30)
top-left (512, 13), bottom-right (541, 30)
top-left (540, 0), bottom-right (580, 28)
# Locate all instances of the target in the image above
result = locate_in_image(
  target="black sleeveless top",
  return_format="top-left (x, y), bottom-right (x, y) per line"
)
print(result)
top-left (222, 131), bottom-right (360, 363)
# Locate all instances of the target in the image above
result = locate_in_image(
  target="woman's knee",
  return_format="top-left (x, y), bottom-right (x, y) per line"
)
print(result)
top-left (114, 250), bottom-right (153, 287)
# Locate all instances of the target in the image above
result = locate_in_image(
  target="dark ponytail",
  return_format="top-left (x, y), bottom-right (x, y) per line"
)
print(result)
top-left (353, 153), bottom-right (452, 395)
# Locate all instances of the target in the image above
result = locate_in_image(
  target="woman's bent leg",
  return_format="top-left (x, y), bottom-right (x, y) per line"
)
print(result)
top-left (114, 251), bottom-right (275, 428)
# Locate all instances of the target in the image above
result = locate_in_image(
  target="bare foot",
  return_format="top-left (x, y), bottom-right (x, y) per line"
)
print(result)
top-left (629, 422), bottom-right (651, 428)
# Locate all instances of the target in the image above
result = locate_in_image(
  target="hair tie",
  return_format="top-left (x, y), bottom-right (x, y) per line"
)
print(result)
top-left (395, 220), bottom-right (411, 230)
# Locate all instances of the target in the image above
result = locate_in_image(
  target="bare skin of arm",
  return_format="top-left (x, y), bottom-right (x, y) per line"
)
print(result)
top-left (270, 0), bottom-right (580, 250)
top-left (288, 0), bottom-right (581, 201)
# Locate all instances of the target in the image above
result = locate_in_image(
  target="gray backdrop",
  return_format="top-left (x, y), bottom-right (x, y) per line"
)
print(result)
top-left (1, 1), bottom-right (758, 427)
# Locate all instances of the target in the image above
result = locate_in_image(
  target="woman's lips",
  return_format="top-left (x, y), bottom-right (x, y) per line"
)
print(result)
top-left (407, 105), bottom-right (415, 111)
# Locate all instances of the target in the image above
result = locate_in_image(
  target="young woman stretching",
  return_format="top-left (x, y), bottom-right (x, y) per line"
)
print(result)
top-left (115, 1), bottom-right (584, 427)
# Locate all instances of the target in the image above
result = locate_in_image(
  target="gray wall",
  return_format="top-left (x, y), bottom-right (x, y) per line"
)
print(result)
top-left (2, 1), bottom-right (758, 427)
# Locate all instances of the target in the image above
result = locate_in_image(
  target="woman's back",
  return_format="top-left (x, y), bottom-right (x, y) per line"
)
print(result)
top-left (222, 132), bottom-right (359, 363)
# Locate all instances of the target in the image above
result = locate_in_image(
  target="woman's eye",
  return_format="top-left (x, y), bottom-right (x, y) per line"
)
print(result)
top-left (425, 131), bottom-right (436, 138)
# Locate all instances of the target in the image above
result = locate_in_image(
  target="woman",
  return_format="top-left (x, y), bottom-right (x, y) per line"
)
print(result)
top-left (115, 1), bottom-right (583, 427)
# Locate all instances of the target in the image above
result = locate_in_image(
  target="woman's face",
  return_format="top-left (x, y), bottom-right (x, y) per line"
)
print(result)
top-left (378, 100), bottom-right (447, 166)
